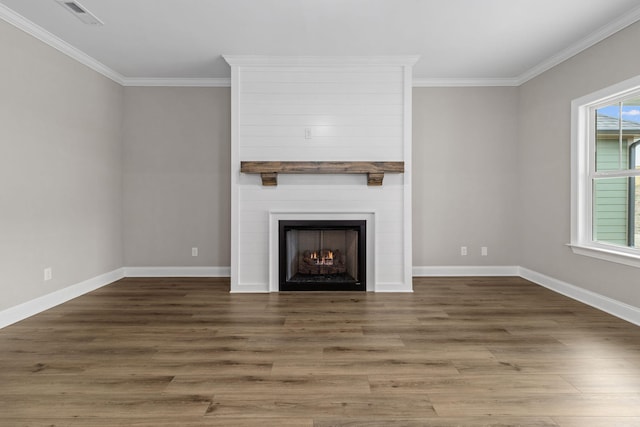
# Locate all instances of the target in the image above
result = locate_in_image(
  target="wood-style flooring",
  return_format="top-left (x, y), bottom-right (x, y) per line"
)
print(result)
top-left (0, 276), bottom-right (639, 426)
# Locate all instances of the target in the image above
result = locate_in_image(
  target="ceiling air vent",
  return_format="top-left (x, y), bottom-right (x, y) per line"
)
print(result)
top-left (55, 0), bottom-right (103, 26)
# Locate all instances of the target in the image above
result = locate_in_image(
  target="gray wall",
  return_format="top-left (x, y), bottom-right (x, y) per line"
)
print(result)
top-left (122, 87), bottom-right (231, 267)
top-left (413, 87), bottom-right (520, 266)
top-left (518, 21), bottom-right (640, 308)
top-left (0, 19), bottom-right (124, 311)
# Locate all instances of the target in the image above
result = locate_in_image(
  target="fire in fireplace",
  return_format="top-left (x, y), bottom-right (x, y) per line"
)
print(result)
top-left (279, 220), bottom-right (366, 291)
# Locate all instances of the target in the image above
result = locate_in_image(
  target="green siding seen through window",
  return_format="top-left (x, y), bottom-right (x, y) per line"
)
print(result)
top-left (593, 108), bottom-right (640, 248)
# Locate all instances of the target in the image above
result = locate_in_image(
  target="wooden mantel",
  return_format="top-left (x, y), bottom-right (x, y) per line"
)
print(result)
top-left (240, 161), bottom-right (405, 186)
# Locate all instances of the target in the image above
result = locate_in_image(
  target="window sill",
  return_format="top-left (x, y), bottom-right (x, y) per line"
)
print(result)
top-left (568, 243), bottom-right (640, 269)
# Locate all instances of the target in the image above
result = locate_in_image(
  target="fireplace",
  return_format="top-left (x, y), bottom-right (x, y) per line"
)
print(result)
top-left (279, 220), bottom-right (366, 291)
top-left (227, 56), bottom-right (416, 292)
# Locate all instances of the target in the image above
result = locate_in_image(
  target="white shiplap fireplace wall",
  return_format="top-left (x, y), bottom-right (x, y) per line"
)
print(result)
top-left (225, 56), bottom-right (417, 292)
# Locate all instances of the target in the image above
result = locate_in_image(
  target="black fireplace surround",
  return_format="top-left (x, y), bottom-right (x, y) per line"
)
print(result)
top-left (279, 220), bottom-right (366, 291)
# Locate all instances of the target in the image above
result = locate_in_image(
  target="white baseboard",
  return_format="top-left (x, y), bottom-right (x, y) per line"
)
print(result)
top-left (0, 268), bottom-right (125, 329)
top-left (375, 282), bottom-right (414, 292)
top-left (229, 283), bottom-right (270, 293)
top-left (518, 267), bottom-right (640, 327)
top-left (413, 266), bottom-right (520, 276)
top-left (124, 266), bottom-right (231, 277)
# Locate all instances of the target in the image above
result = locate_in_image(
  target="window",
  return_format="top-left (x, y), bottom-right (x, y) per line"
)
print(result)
top-left (571, 75), bottom-right (640, 267)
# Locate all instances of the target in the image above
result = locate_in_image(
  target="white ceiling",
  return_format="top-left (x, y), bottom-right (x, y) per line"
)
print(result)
top-left (1, 0), bottom-right (640, 86)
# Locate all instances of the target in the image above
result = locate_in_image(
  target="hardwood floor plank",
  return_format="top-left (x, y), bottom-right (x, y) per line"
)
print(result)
top-left (0, 374), bottom-right (173, 395)
top-left (164, 374), bottom-right (371, 395)
top-left (322, 346), bottom-right (496, 361)
top-left (246, 333), bottom-right (406, 349)
top-left (430, 393), bottom-right (640, 417)
top-left (271, 359), bottom-right (459, 376)
top-left (552, 417), bottom-right (640, 427)
top-left (0, 393), bottom-right (212, 418)
top-left (368, 374), bottom-right (579, 395)
top-left (204, 393), bottom-right (437, 418)
top-left (313, 417), bottom-right (559, 427)
top-left (452, 356), bottom-right (638, 376)
top-left (562, 374), bottom-right (640, 393)
top-left (0, 418), bottom-right (313, 427)
top-left (82, 358), bottom-right (274, 376)
top-left (152, 345), bottom-right (324, 362)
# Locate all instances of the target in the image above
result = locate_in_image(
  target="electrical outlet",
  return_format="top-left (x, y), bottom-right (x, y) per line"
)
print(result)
top-left (44, 267), bottom-right (52, 281)
top-left (481, 246), bottom-right (488, 256)
top-left (192, 247), bottom-right (198, 257)
top-left (460, 246), bottom-right (467, 256)
top-left (304, 128), bottom-right (312, 139)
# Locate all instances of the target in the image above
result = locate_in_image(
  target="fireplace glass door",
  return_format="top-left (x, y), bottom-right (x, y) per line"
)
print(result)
top-left (279, 220), bottom-right (366, 291)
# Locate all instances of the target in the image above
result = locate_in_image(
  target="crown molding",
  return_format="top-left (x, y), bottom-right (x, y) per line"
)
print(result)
top-left (121, 77), bottom-right (232, 87)
top-left (223, 55), bottom-right (420, 67)
top-left (515, 4), bottom-right (640, 85)
top-left (413, 77), bottom-right (520, 87)
top-left (130, 77), bottom-right (518, 88)
top-left (0, 3), bottom-right (125, 85)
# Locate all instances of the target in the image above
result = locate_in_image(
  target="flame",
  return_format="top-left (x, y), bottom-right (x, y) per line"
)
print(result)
top-left (308, 250), bottom-right (336, 265)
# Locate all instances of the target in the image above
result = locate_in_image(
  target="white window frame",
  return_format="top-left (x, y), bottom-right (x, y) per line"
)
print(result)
top-left (571, 74), bottom-right (640, 268)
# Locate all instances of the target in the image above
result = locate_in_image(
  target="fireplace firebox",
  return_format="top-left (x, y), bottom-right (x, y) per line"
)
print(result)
top-left (279, 220), bottom-right (366, 291)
